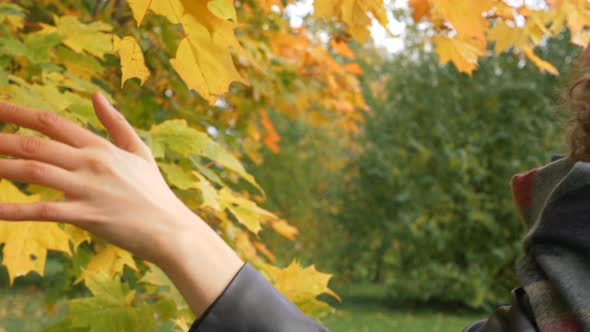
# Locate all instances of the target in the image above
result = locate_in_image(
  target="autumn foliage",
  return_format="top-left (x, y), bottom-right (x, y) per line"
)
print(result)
top-left (410, 0), bottom-right (589, 75)
top-left (0, 0), bottom-right (588, 330)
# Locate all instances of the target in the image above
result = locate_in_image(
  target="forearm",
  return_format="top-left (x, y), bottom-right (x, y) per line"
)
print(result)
top-left (154, 207), bottom-right (244, 319)
top-left (149, 208), bottom-right (328, 332)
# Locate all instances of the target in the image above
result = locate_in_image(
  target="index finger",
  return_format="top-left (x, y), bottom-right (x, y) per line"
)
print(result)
top-left (0, 102), bottom-right (104, 148)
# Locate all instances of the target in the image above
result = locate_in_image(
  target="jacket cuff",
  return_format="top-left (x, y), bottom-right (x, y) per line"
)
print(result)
top-left (188, 263), bottom-right (328, 332)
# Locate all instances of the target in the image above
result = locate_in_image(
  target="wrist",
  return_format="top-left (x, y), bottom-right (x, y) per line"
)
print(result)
top-left (155, 209), bottom-right (244, 318)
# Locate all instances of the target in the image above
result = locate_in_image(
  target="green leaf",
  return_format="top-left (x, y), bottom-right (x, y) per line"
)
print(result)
top-left (56, 271), bottom-right (157, 332)
top-left (23, 32), bottom-right (65, 62)
top-left (159, 162), bottom-right (198, 190)
top-left (150, 119), bottom-right (263, 193)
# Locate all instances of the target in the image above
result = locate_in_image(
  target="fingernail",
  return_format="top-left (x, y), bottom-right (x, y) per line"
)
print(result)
top-left (97, 92), bottom-right (118, 112)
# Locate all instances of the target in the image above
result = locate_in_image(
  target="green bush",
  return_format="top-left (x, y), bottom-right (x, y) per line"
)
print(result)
top-left (339, 34), bottom-right (577, 309)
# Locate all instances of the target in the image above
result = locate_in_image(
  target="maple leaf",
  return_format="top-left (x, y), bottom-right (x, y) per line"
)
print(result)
top-left (194, 172), bottom-right (221, 211)
top-left (523, 46), bottom-right (559, 76)
top-left (433, 36), bottom-right (486, 76)
top-left (140, 262), bottom-right (195, 330)
top-left (218, 188), bottom-right (277, 234)
top-left (264, 260), bottom-right (340, 316)
top-left (314, 0), bottom-right (393, 43)
top-left (488, 21), bottom-right (528, 54)
top-left (54, 270), bottom-right (157, 332)
top-left (133, 0), bottom-right (248, 103)
top-left (0, 180), bottom-right (72, 285)
top-left (431, 0), bottom-right (494, 40)
top-left (149, 119), bottom-right (263, 193)
top-left (54, 47), bottom-right (105, 80)
top-left (159, 163), bottom-right (198, 191)
top-left (331, 38), bottom-right (355, 58)
top-left (113, 35), bottom-right (150, 87)
top-left (171, 18), bottom-right (246, 103)
top-left (409, 0), bottom-right (431, 22)
top-left (149, 0), bottom-right (184, 23)
top-left (169, 38), bottom-right (210, 101)
top-left (207, 0), bottom-right (237, 22)
top-left (75, 244), bottom-right (137, 285)
top-left (524, 12), bottom-right (552, 45)
top-left (159, 162), bottom-right (222, 211)
top-left (39, 16), bottom-right (113, 58)
top-left (271, 219), bottom-right (298, 240)
top-left (253, 241), bottom-right (276, 262)
top-left (140, 262), bottom-right (187, 308)
top-left (126, 0), bottom-right (153, 26)
top-left (63, 224), bottom-right (92, 251)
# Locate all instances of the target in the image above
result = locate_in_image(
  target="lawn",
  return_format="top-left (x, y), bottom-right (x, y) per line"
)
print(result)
top-left (323, 299), bottom-right (484, 332)
top-left (0, 284), bottom-right (486, 332)
top-left (322, 283), bottom-right (485, 332)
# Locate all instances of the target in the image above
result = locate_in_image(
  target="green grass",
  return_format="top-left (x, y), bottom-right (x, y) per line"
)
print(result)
top-left (323, 301), bottom-right (484, 332)
top-left (322, 283), bottom-right (485, 332)
top-left (0, 284), bottom-right (486, 332)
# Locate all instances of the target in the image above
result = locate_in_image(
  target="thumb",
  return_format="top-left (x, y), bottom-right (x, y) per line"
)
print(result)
top-left (92, 91), bottom-right (152, 160)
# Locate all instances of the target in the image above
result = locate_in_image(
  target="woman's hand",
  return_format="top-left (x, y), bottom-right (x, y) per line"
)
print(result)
top-left (0, 92), bottom-right (193, 266)
top-left (0, 92), bottom-right (244, 317)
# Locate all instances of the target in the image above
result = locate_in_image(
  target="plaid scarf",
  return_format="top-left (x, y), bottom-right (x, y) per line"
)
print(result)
top-left (512, 156), bottom-right (590, 332)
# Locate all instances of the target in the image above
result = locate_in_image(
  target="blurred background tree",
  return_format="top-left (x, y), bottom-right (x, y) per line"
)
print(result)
top-left (252, 24), bottom-right (581, 311)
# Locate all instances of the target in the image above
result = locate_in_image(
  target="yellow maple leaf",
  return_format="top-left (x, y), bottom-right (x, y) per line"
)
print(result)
top-left (170, 38), bottom-right (209, 100)
top-left (430, 0), bottom-right (494, 40)
top-left (168, 3), bottom-right (246, 103)
top-left (149, 0), bottom-right (184, 23)
top-left (63, 224), bottom-right (92, 252)
top-left (433, 36), bottom-right (486, 76)
top-left (40, 16), bottom-right (113, 58)
top-left (408, 0), bottom-right (431, 22)
top-left (523, 46), bottom-right (559, 76)
top-left (0, 180), bottom-right (71, 285)
top-left (218, 188), bottom-right (276, 234)
top-left (271, 219), bottom-right (298, 240)
top-left (113, 35), bottom-right (150, 87)
top-left (207, 0), bottom-right (237, 22)
top-left (264, 260), bottom-right (340, 314)
top-left (314, 0), bottom-right (392, 43)
top-left (253, 241), bottom-right (276, 262)
top-left (170, 19), bottom-right (245, 103)
top-left (524, 12), bottom-right (552, 45)
top-left (126, 0), bottom-right (153, 26)
top-left (331, 39), bottom-right (355, 58)
top-left (75, 244), bottom-right (137, 284)
top-left (235, 230), bottom-right (258, 260)
top-left (194, 172), bottom-right (221, 211)
top-left (488, 21), bottom-right (528, 54)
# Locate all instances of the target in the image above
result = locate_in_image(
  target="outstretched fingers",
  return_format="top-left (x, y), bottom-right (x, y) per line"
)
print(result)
top-left (0, 201), bottom-right (87, 225)
top-left (0, 133), bottom-right (83, 170)
top-left (0, 102), bottom-right (106, 148)
top-left (0, 159), bottom-right (85, 196)
top-left (92, 92), bottom-right (153, 160)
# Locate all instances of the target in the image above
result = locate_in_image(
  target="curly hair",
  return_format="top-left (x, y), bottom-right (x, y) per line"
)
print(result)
top-left (565, 44), bottom-right (590, 162)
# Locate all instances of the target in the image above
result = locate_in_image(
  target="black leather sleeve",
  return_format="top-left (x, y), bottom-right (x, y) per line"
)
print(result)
top-left (188, 263), bottom-right (329, 332)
